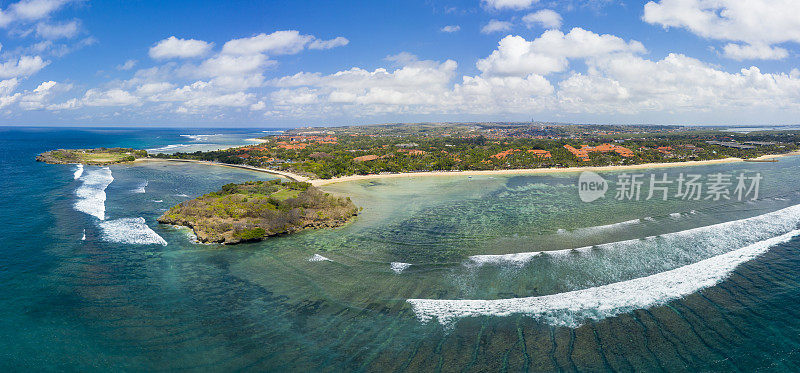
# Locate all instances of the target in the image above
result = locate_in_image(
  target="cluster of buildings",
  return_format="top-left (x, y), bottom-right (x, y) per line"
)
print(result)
top-left (564, 144), bottom-right (634, 161)
top-left (276, 135), bottom-right (338, 150)
top-left (490, 149), bottom-right (552, 159)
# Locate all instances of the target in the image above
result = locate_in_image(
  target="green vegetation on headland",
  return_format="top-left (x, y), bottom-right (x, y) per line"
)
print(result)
top-left (157, 180), bottom-right (358, 244)
top-left (152, 122), bottom-right (800, 179)
top-left (37, 148), bottom-right (148, 165)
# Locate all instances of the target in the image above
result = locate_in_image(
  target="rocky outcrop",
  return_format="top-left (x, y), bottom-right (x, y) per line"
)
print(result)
top-left (37, 148), bottom-right (147, 165)
top-left (157, 180), bottom-right (358, 244)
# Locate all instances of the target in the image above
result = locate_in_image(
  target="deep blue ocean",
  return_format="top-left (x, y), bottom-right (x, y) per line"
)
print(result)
top-left (3, 126), bottom-right (800, 371)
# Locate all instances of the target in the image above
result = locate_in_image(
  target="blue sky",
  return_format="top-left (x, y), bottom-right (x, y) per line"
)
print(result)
top-left (2, 0), bottom-right (800, 127)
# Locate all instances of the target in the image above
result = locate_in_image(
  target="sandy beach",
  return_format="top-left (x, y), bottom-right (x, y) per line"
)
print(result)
top-left (138, 151), bottom-right (799, 187)
top-left (244, 138), bottom-right (269, 143)
top-left (310, 152), bottom-right (800, 186)
top-left (137, 158), bottom-right (311, 182)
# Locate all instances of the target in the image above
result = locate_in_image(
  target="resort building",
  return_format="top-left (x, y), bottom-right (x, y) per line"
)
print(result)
top-left (491, 149), bottom-right (552, 159)
top-left (353, 155), bottom-right (379, 162)
top-left (564, 144), bottom-right (634, 161)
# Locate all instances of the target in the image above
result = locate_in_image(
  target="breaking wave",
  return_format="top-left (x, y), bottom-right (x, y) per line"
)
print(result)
top-left (391, 262), bottom-right (412, 274)
top-left (468, 204), bottom-right (800, 268)
top-left (410, 229), bottom-right (800, 327)
top-left (558, 218), bottom-right (641, 236)
top-left (309, 254), bottom-right (331, 262)
top-left (180, 134), bottom-right (221, 141)
top-left (99, 217), bottom-right (167, 245)
top-left (133, 180), bottom-right (148, 193)
top-left (74, 167), bottom-right (113, 220)
top-left (73, 164), bottom-right (84, 179)
top-left (147, 144), bottom-right (194, 153)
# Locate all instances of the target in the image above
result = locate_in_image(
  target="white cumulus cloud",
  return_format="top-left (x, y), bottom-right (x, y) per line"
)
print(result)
top-left (476, 28), bottom-right (646, 76)
top-left (116, 59), bottom-right (137, 71)
top-left (481, 19), bottom-right (513, 34)
top-left (309, 36), bottom-right (349, 50)
top-left (482, 0), bottom-right (538, 11)
top-left (221, 30), bottom-right (348, 55)
top-left (722, 43), bottom-right (789, 61)
top-left (35, 20), bottom-right (80, 39)
top-left (644, 0), bottom-right (800, 60)
top-left (523, 9), bottom-right (562, 29)
top-left (441, 25), bottom-right (461, 33)
top-left (149, 36), bottom-right (213, 59)
top-left (0, 0), bottom-right (72, 26)
top-left (0, 55), bottom-right (49, 78)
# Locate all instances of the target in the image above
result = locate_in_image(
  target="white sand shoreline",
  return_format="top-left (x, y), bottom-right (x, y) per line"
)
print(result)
top-left (137, 151), bottom-right (800, 187)
top-left (135, 158), bottom-right (311, 182)
top-left (311, 152), bottom-right (799, 186)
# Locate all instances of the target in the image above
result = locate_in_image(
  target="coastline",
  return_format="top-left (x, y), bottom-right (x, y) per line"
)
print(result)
top-left (311, 152), bottom-right (800, 186)
top-left (136, 158), bottom-right (310, 182)
top-left (136, 151), bottom-right (799, 187)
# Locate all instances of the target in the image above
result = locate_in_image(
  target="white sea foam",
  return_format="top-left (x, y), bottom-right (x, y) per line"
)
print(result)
top-left (81, 229), bottom-right (86, 241)
top-left (152, 200), bottom-right (163, 203)
top-left (669, 212), bottom-right (682, 219)
top-left (73, 164), bottom-right (84, 179)
top-left (467, 204), bottom-right (800, 268)
top-left (180, 134), bottom-right (221, 141)
top-left (469, 252), bottom-right (543, 267)
top-left (570, 218), bottom-right (641, 235)
top-left (147, 144), bottom-right (195, 153)
top-left (133, 180), bottom-right (148, 193)
top-left (74, 167), bottom-right (113, 220)
top-left (410, 229), bottom-right (800, 327)
top-left (391, 262), bottom-right (412, 273)
top-left (309, 254), bottom-right (331, 262)
top-left (99, 217), bottom-right (167, 245)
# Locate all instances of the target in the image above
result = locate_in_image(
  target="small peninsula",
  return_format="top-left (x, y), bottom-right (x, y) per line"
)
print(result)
top-left (157, 180), bottom-right (358, 244)
top-left (37, 148), bottom-right (148, 165)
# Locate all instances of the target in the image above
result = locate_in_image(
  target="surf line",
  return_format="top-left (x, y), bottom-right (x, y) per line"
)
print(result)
top-left (408, 229), bottom-right (800, 328)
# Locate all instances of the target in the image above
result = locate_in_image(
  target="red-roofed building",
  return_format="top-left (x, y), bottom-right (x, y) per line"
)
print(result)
top-left (564, 144), bottom-right (634, 161)
top-left (353, 155), bottom-right (379, 162)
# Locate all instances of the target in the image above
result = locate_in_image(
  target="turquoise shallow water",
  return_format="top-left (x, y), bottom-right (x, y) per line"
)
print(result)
top-left (3, 127), bottom-right (800, 371)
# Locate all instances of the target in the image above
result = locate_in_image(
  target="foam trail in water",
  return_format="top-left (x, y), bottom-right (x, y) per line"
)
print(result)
top-left (468, 204), bottom-right (800, 267)
top-left (391, 262), bottom-right (412, 273)
top-left (469, 252), bottom-right (543, 267)
top-left (180, 134), bottom-right (221, 141)
top-left (81, 229), bottom-right (86, 241)
top-left (73, 164), bottom-right (84, 179)
top-left (560, 218), bottom-right (641, 236)
top-left (133, 180), bottom-right (148, 193)
top-left (99, 217), bottom-right (167, 245)
top-left (410, 229), bottom-right (800, 327)
top-left (74, 167), bottom-right (113, 220)
top-left (309, 254), bottom-right (331, 262)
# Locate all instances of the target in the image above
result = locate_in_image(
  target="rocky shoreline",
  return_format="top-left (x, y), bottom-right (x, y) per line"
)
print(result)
top-left (37, 148), bottom-right (147, 166)
top-left (157, 180), bottom-right (359, 244)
